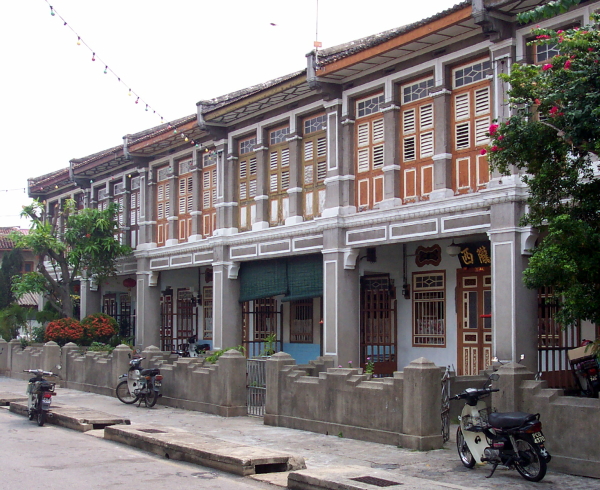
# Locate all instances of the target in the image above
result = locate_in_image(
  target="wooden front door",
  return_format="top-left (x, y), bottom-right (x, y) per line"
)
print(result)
top-left (360, 274), bottom-right (397, 376)
top-left (457, 268), bottom-right (492, 375)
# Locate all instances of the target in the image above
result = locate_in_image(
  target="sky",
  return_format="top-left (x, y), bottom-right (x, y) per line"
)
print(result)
top-left (0, 0), bottom-right (460, 228)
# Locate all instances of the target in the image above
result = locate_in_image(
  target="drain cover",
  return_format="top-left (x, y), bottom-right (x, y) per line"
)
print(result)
top-left (371, 464), bottom-right (400, 470)
top-left (137, 428), bottom-right (167, 434)
top-left (350, 476), bottom-right (403, 487)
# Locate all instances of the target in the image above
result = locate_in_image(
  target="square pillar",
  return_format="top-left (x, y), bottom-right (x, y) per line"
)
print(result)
top-left (489, 200), bottom-right (539, 373)
top-left (135, 257), bottom-right (162, 349)
top-left (322, 229), bottom-right (360, 365)
top-left (212, 245), bottom-right (241, 350)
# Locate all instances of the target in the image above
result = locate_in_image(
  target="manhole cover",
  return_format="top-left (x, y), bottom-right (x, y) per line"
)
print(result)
top-left (137, 428), bottom-right (167, 434)
top-left (350, 476), bottom-right (403, 487)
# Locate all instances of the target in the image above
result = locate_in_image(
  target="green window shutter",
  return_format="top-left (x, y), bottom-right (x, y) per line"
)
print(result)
top-left (239, 259), bottom-right (288, 302)
top-left (282, 254), bottom-right (323, 302)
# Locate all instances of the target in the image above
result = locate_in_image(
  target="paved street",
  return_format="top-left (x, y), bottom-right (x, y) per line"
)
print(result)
top-left (1, 376), bottom-right (599, 489)
top-left (0, 407), bottom-right (276, 490)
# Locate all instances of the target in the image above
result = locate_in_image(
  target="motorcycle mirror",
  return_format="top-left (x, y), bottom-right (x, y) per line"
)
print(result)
top-left (135, 348), bottom-right (141, 354)
top-left (490, 373), bottom-right (499, 381)
top-left (55, 364), bottom-right (62, 370)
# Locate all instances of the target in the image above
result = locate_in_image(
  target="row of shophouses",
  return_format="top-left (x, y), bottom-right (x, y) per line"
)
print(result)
top-left (28, 0), bottom-right (599, 382)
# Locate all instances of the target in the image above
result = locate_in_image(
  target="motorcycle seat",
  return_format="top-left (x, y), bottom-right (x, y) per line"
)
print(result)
top-left (488, 411), bottom-right (537, 429)
top-left (141, 368), bottom-right (160, 376)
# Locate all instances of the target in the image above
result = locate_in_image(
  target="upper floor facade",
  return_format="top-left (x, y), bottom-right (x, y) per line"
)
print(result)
top-left (27, 0), bottom-right (598, 265)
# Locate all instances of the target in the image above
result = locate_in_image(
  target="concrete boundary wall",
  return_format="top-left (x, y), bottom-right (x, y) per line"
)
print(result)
top-left (492, 362), bottom-right (600, 479)
top-left (264, 353), bottom-right (443, 451)
top-left (0, 339), bottom-right (246, 417)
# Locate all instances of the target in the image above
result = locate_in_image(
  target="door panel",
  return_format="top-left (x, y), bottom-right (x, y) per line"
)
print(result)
top-left (457, 268), bottom-right (491, 375)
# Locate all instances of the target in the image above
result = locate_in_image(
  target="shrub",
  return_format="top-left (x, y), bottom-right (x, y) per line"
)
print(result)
top-left (81, 313), bottom-right (119, 345)
top-left (45, 318), bottom-right (84, 346)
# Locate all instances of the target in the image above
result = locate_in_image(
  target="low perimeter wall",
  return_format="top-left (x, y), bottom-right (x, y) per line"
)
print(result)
top-left (492, 362), bottom-right (600, 479)
top-left (264, 353), bottom-right (443, 450)
top-left (0, 339), bottom-right (246, 417)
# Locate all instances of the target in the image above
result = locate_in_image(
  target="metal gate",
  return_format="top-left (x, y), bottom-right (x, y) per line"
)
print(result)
top-left (360, 275), bottom-right (397, 376)
top-left (537, 286), bottom-right (579, 391)
top-left (160, 288), bottom-right (199, 353)
top-left (441, 366), bottom-right (451, 443)
top-left (241, 299), bottom-right (283, 358)
top-left (247, 358), bottom-right (266, 416)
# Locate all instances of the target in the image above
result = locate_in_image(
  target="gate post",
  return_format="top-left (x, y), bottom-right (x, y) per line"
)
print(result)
top-left (401, 357), bottom-right (443, 450)
top-left (491, 362), bottom-right (535, 412)
top-left (0, 338), bottom-right (7, 375)
top-left (215, 350), bottom-right (247, 416)
top-left (265, 352), bottom-right (296, 424)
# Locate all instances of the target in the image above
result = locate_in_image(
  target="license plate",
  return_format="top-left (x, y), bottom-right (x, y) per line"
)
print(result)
top-left (532, 431), bottom-right (545, 444)
top-left (42, 399), bottom-right (52, 407)
top-left (154, 381), bottom-right (161, 387)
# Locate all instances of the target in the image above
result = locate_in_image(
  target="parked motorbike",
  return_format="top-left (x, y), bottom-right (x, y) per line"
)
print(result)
top-left (116, 357), bottom-right (162, 407)
top-left (24, 369), bottom-right (57, 426)
top-left (452, 373), bottom-right (551, 482)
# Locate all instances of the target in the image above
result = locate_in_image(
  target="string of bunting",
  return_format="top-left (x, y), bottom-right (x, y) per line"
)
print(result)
top-left (45, 0), bottom-right (204, 148)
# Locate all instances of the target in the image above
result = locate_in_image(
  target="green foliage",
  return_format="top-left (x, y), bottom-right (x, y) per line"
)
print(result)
top-left (0, 305), bottom-right (30, 341)
top-left (87, 342), bottom-right (115, 353)
top-left (365, 357), bottom-right (375, 375)
top-left (205, 345), bottom-right (245, 364)
top-left (517, 0), bottom-right (582, 24)
top-left (11, 199), bottom-right (131, 318)
top-left (0, 248), bottom-right (23, 309)
top-left (260, 333), bottom-right (277, 356)
top-left (488, 16), bottom-right (600, 327)
top-left (31, 325), bottom-right (46, 343)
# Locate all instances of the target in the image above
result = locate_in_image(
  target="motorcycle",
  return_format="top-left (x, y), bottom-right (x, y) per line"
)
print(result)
top-left (116, 356), bottom-right (162, 407)
top-left (24, 369), bottom-right (57, 426)
top-left (452, 373), bottom-right (551, 482)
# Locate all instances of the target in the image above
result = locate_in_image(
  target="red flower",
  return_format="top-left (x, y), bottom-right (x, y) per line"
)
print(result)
top-left (536, 34), bottom-right (551, 39)
top-left (85, 233), bottom-right (91, 238)
top-left (542, 64), bottom-right (553, 71)
top-left (557, 30), bottom-right (564, 34)
top-left (589, 47), bottom-right (595, 52)
top-left (480, 149), bottom-right (487, 156)
top-left (564, 59), bottom-right (572, 69)
top-left (490, 146), bottom-right (499, 152)
top-left (534, 98), bottom-right (541, 105)
top-left (498, 135), bottom-right (505, 141)
top-left (489, 123), bottom-right (499, 136)
top-left (549, 106), bottom-right (559, 115)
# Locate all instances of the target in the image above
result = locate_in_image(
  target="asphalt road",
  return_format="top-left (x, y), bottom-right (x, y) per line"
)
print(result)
top-left (0, 406), bottom-right (274, 490)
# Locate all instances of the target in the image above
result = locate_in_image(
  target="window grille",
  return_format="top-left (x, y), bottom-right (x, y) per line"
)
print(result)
top-left (304, 114), bottom-right (326, 134)
top-left (239, 137), bottom-right (257, 155)
top-left (413, 272), bottom-right (446, 346)
top-left (270, 126), bottom-right (290, 145)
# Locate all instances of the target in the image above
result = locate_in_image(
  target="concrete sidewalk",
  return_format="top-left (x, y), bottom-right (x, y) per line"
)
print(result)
top-left (0, 376), bottom-right (596, 490)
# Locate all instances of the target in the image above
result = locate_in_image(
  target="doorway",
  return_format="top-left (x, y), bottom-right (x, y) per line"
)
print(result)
top-left (457, 268), bottom-right (492, 375)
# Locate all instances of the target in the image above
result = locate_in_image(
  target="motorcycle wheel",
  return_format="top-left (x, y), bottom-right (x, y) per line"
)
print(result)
top-left (456, 426), bottom-right (476, 468)
top-left (37, 410), bottom-right (46, 427)
top-left (144, 383), bottom-right (158, 408)
top-left (513, 437), bottom-right (547, 482)
top-left (116, 380), bottom-right (138, 404)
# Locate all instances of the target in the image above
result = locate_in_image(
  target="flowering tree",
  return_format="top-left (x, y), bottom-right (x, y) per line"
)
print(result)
top-left (487, 15), bottom-right (600, 333)
top-left (11, 200), bottom-right (131, 319)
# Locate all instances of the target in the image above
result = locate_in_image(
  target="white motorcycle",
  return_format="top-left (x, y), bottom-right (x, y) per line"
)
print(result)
top-left (453, 373), bottom-right (551, 482)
